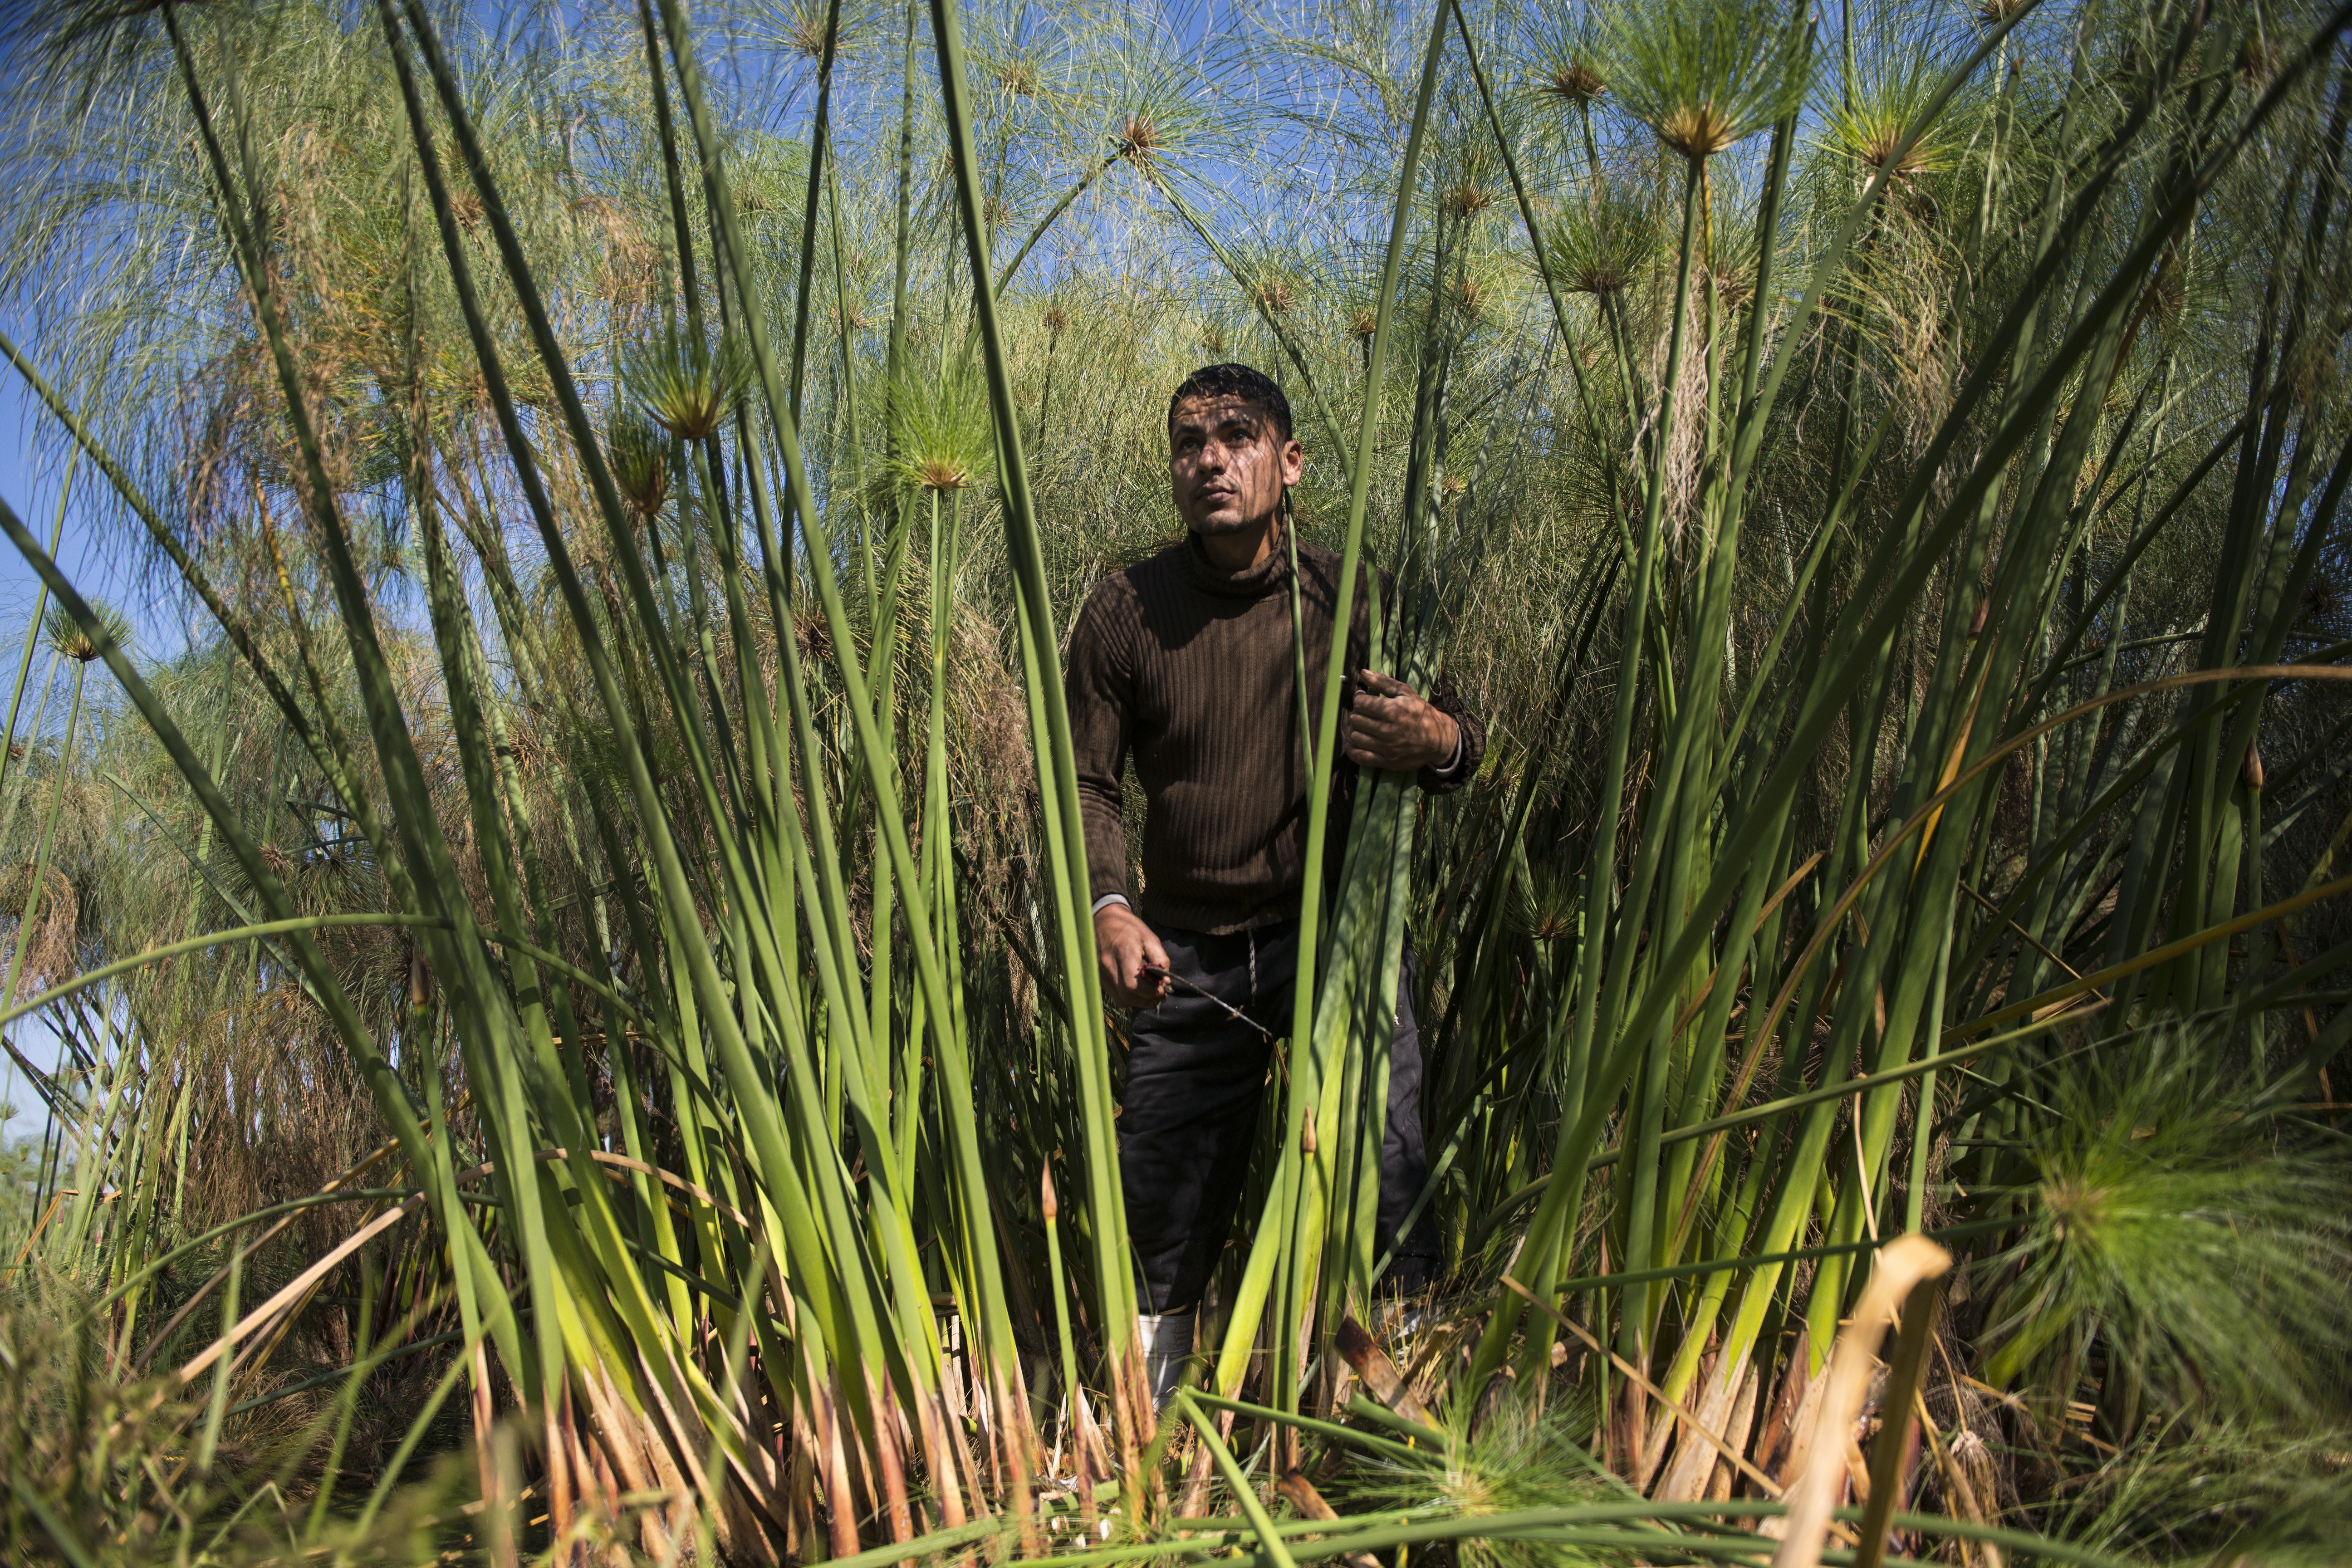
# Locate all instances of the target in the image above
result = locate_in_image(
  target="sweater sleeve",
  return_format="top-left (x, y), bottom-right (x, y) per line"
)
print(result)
top-left (1063, 578), bottom-right (1134, 911)
top-left (1416, 670), bottom-right (1485, 794)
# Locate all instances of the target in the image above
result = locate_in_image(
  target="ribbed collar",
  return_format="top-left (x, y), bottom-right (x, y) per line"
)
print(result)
top-left (1179, 524), bottom-right (1292, 600)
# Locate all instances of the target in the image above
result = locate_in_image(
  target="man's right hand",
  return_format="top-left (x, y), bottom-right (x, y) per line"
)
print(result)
top-left (1096, 903), bottom-right (1171, 1009)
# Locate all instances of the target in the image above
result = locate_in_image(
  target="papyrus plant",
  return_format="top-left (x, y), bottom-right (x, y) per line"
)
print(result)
top-left (4, 0), bottom-right (2352, 1560)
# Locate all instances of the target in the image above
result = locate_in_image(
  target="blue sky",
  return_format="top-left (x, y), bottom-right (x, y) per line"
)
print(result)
top-left (0, 327), bottom-right (202, 652)
top-left (0, 376), bottom-right (123, 637)
top-left (0, 0), bottom-right (1355, 1151)
top-left (0, 295), bottom-right (216, 1148)
top-left (0, 362), bottom-right (120, 1150)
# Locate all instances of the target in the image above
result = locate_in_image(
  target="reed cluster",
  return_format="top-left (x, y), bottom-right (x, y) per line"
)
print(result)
top-left (0, 0), bottom-right (2349, 1562)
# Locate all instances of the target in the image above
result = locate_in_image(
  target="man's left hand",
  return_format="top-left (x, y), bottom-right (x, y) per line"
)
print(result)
top-left (1341, 669), bottom-right (1459, 772)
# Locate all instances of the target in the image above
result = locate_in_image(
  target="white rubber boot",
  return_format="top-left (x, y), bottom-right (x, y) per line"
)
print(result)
top-left (1136, 1308), bottom-right (1195, 1411)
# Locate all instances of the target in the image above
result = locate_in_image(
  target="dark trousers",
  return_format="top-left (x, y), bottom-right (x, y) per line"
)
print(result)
top-left (1118, 917), bottom-right (1437, 1315)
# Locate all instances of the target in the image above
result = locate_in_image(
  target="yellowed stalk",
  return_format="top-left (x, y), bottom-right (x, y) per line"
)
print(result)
top-left (1770, 1235), bottom-right (1952, 1568)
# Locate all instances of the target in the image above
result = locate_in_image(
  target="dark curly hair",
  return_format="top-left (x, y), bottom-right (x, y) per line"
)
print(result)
top-left (1166, 363), bottom-right (1293, 445)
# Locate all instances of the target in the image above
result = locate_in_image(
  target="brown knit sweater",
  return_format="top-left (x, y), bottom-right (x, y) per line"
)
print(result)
top-left (1064, 528), bottom-right (1485, 935)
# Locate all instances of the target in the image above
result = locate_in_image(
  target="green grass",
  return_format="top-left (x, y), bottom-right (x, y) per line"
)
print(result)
top-left (0, 0), bottom-right (2348, 1561)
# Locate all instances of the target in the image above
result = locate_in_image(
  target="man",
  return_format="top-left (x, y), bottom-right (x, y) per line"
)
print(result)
top-left (1063, 363), bottom-right (1484, 1400)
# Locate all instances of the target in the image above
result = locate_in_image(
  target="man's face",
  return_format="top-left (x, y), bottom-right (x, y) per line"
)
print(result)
top-left (1169, 394), bottom-right (1304, 535)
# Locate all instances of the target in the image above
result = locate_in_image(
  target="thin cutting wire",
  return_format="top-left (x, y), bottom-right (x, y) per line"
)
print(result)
top-left (1137, 963), bottom-right (1281, 1045)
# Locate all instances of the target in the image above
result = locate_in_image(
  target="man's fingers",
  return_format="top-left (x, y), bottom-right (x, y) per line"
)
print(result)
top-left (1095, 915), bottom-right (1172, 1005)
top-left (1098, 917), bottom-right (1144, 1006)
top-left (1355, 694), bottom-right (1423, 729)
top-left (1343, 717), bottom-right (1390, 762)
top-left (1343, 704), bottom-right (1422, 768)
